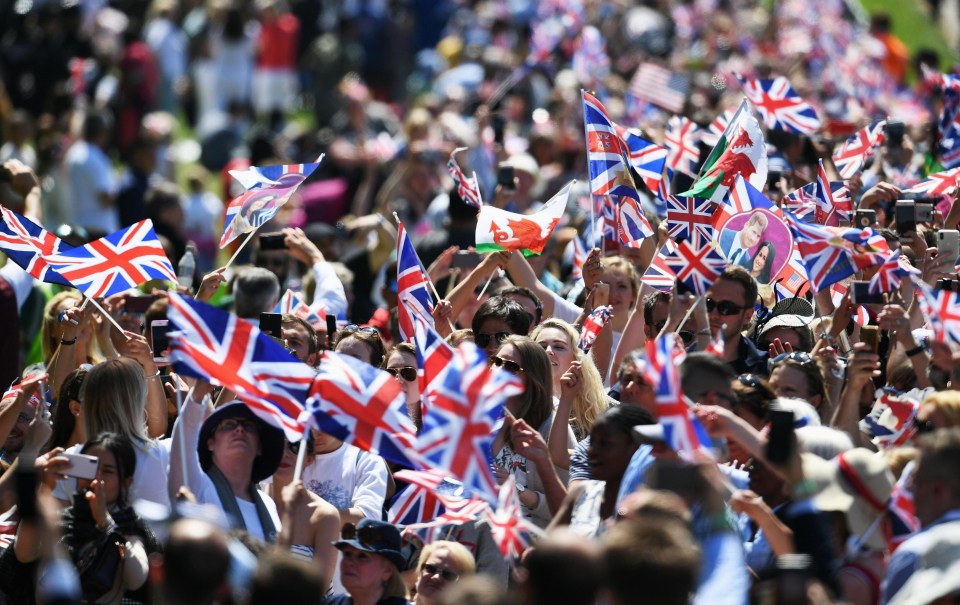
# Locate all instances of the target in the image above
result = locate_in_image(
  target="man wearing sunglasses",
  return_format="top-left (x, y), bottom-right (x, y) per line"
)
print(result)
top-left (700, 266), bottom-right (768, 376)
top-left (471, 296), bottom-right (533, 356)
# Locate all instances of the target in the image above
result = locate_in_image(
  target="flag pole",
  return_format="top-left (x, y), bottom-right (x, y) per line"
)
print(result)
top-left (293, 430), bottom-right (309, 483)
top-left (177, 383), bottom-right (197, 488)
top-left (223, 230), bottom-right (258, 271)
top-left (476, 269), bottom-right (500, 301)
top-left (84, 295), bottom-right (128, 336)
top-left (392, 212), bottom-right (456, 332)
top-left (675, 294), bottom-right (704, 333)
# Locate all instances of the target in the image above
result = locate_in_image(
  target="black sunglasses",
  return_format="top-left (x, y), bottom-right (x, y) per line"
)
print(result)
top-left (652, 321), bottom-right (693, 345)
top-left (475, 331), bottom-right (510, 348)
top-left (738, 374), bottom-right (762, 388)
top-left (341, 522), bottom-right (392, 547)
top-left (422, 563), bottom-right (459, 582)
top-left (386, 366), bottom-right (418, 382)
top-left (287, 434), bottom-right (316, 456)
top-left (767, 351), bottom-right (815, 372)
top-left (705, 298), bottom-right (747, 316)
top-left (488, 355), bottom-right (524, 374)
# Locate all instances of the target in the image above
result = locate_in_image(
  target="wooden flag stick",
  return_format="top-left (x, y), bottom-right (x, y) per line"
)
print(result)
top-left (675, 294), bottom-right (705, 333)
top-left (392, 213), bottom-right (456, 332)
top-left (223, 230), bottom-right (257, 271)
top-left (85, 296), bottom-right (127, 336)
top-left (476, 269), bottom-right (500, 301)
top-left (293, 430), bottom-right (309, 482)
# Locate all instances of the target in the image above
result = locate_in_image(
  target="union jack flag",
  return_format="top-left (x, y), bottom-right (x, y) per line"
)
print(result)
top-left (583, 91), bottom-right (640, 201)
top-left (904, 166), bottom-right (960, 197)
top-left (642, 246), bottom-right (678, 292)
top-left (167, 293), bottom-right (312, 441)
top-left (739, 75), bottom-right (821, 135)
top-left (885, 461), bottom-right (921, 552)
top-left (390, 469), bottom-right (489, 530)
top-left (412, 312), bottom-right (454, 418)
top-left (396, 221), bottom-right (435, 342)
top-left (647, 334), bottom-right (711, 458)
top-left (862, 392), bottom-right (919, 450)
top-left (601, 196), bottom-right (620, 241)
top-left (832, 121), bottom-right (886, 179)
top-left (579, 305), bottom-right (612, 352)
top-left (43, 220), bottom-right (177, 298)
top-left (938, 78), bottom-right (960, 169)
top-left (412, 313), bottom-right (523, 501)
top-left (274, 290), bottom-right (325, 328)
top-left (0, 207), bottom-right (71, 285)
top-left (220, 157), bottom-right (323, 247)
top-left (661, 239), bottom-right (726, 296)
top-left (665, 116), bottom-right (701, 176)
top-left (570, 236), bottom-right (587, 283)
top-left (913, 276), bottom-right (960, 345)
top-left (814, 160), bottom-right (852, 226)
top-left (701, 108), bottom-right (735, 148)
top-left (784, 212), bottom-right (889, 293)
top-left (307, 351), bottom-right (423, 468)
top-left (616, 126), bottom-right (667, 192)
top-left (869, 250), bottom-right (920, 294)
top-left (713, 175), bottom-right (776, 230)
top-left (447, 148), bottom-right (482, 208)
top-left (485, 476), bottom-right (534, 558)
top-left (666, 195), bottom-right (714, 245)
top-left (618, 196), bottom-right (654, 248)
top-left (785, 181), bottom-right (849, 224)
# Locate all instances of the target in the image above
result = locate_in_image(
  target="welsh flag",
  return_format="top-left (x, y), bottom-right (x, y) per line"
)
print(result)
top-left (475, 182), bottom-right (572, 256)
top-left (681, 100), bottom-right (767, 203)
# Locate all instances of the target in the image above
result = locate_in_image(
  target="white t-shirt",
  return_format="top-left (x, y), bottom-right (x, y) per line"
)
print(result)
top-left (300, 442), bottom-right (387, 520)
top-left (63, 140), bottom-right (117, 232)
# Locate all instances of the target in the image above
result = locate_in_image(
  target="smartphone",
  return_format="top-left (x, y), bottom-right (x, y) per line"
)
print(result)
top-left (915, 202), bottom-right (935, 223)
top-left (492, 114), bottom-right (506, 146)
top-left (860, 325), bottom-right (880, 354)
top-left (125, 295), bottom-right (159, 314)
top-left (16, 463), bottom-right (39, 522)
top-left (151, 319), bottom-right (170, 364)
top-left (62, 453), bottom-right (100, 480)
top-left (938, 229), bottom-right (960, 263)
top-left (326, 315), bottom-right (337, 349)
top-left (765, 409), bottom-right (796, 466)
top-left (497, 164), bottom-right (516, 191)
top-left (851, 280), bottom-right (885, 306)
top-left (450, 251), bottom-right (483, 269)
top-left (885, 120), bottom-right (906, 148)
top-left (160, 374), bottom-right (175, 390)
top-left (937, 277), bottom-right (958, 292)
top-left (895, 201), bottom-right (916, 238)
top-left (855, 209), bottom-right (877, 229)
top-left (259, 312), bottom-right (282, 338)
top-left (259, 233), bottom-right (287, 251)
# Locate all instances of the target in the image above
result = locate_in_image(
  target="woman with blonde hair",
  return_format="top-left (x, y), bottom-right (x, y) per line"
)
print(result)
top-left (531, 319), bottom-right (609, 442)
top-left (917, 391), bottom-right (960, 430)
top-left (413, 541), bottom-right (476, 605)
top-left (50, 358), bottom-right (171, 509)
top-left (41, 291), bottom-right (109, 397)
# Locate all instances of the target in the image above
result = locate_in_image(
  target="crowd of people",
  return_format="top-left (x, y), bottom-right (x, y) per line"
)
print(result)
top-left (2, 0), bottom-right (960, 604)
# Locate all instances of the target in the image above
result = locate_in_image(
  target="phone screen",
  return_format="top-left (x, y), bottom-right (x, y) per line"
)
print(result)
top-left (259, 312), bottom-right (282, 338)
top-left (765, 409), bottom-right (795, 466)
top-left (151, 320), bottom-right (170, 363)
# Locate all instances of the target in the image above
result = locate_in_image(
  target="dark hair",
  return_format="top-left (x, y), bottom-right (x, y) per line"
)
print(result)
top-left (81, 432), bottom-right (137, 507)
top-left (594, 405), bottom-right (655, 437)
top-left (471, 296), bottom-right (532, 336)
top-left (773, 357), bottom-right (829, 407)
top-left (680, 353), bottom-right (735, 401)
top-left (718, 265), bottom-right (759, 308)
top-left (388, 341), bottom-right (416, 359)
top-left (335, 325), bottom-right (387, 368)
top-left (281, 314), bottom-right (319, 356)
top-left (732, 375), bottom-right (776, 423)
top-left (145, 180), bottom-right (184, 220)
top-left (750, 242), bottom-right (776, 283)
top-left (248, 552), bottom-right (327, 605)
top-left (499, 336), bottom-right (552, 432)
top-left (82, 110), bottom-right (113, 141)
top-left (46, 367), bottom-right (89, 451)
top-left (144, 297), bottom-right (169, 336)
top-left (642, 291), bottom-right (669, 326)
top-left (501, 286), bottom-right (543, 325)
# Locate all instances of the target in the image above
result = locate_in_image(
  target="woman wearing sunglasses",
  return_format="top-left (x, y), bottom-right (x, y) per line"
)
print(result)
top-left (328, 518), bottom-right (410, 605)
top-left (385, 343), bottom-right (421, 431)
top-left (490, 335), bottom-right (575, 528)
top-left (412, 541), bottom-right (475, 605)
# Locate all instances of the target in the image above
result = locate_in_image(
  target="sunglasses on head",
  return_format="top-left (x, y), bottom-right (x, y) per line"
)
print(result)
top-left (738, 374), bottom-right (762, 388)
top-left (422, 563), bottom-right (460, 582)
top-left (768, 351), bottom-right (815, 372)
top-left (342, 324), bottom-right (379, 335)
top-left (488, 355), bottom-right (524, 374)
top-left (340, 522), bottom-right (392, 547)
top-left (475, 331), bottom-right (509, 348)
top-left (386, 366), bottom-right (418, 382)
top-left (705, 298), bottom-right (747, 316)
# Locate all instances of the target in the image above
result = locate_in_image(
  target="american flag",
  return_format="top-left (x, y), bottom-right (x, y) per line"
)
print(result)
top-left (647, 334), bottom-right (711, 458)
top-left (912, 275), bottom-right (960, 345)
top-left (661, 239), bottom-right (726, 296)
top-left (396, 221), bottom-right (435, 342)
top-left (447, 148), bottom-right (483, 208)
top-left (570, 236), bottom-right (587, 283)
top-left (904, 166), bottom-right (960, 197)
top-left (485, 476), bottom-right (534, 558)
top-left (43, 220), bottom-right (177, 298)
top-left (412, 313), bottom-right (523, 501)
top-left (814, 160), bottom-right (851, 226)
top-left (616, 125), bottom-right (667, 192)
top-left (784, 212), bottom-right (889, 293)
top-left (832, 121), bottom-right (886, 179)
top-left (167, 293), bottom-right (312, 441)
top-left (862, 392), bottom-right (919, 450)
top-left (738, 75), bottom-right (821, 135)
top-left (220, 157), bottom-right (323, 247)
top-left (628, 62), bottom-right (689, 113)
top-left (773, 252), bottom-right (810, 300)
top-left (582, 92), bottom-right (640, 201)
top-left (572, 25), bottom-right (610, 92)
top-left (579, 305), bottom-right (612, 352)
top-left (869, 250), bottom-right (919, 294)
top-left (306, 351), bottom-right (423, 469)
top-left (0, 207), bottom-right (72, 285)
top-left (665, 116), bottom-right (701, 176)
top-left (885, 461), bottom-right (921, 552)
top-left (642, 246), bottom-right (678, 292)
top-left (618, 196), bottom-right (654, 248)
top-left (666, 195), bottom-right (714, 246)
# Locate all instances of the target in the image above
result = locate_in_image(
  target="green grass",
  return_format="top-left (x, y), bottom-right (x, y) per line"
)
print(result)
top-left (859, 0), bottom-right (958, 66)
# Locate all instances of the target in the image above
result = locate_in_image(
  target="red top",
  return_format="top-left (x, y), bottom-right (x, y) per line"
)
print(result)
top-left (257, 13), bottom-right (300, 69)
